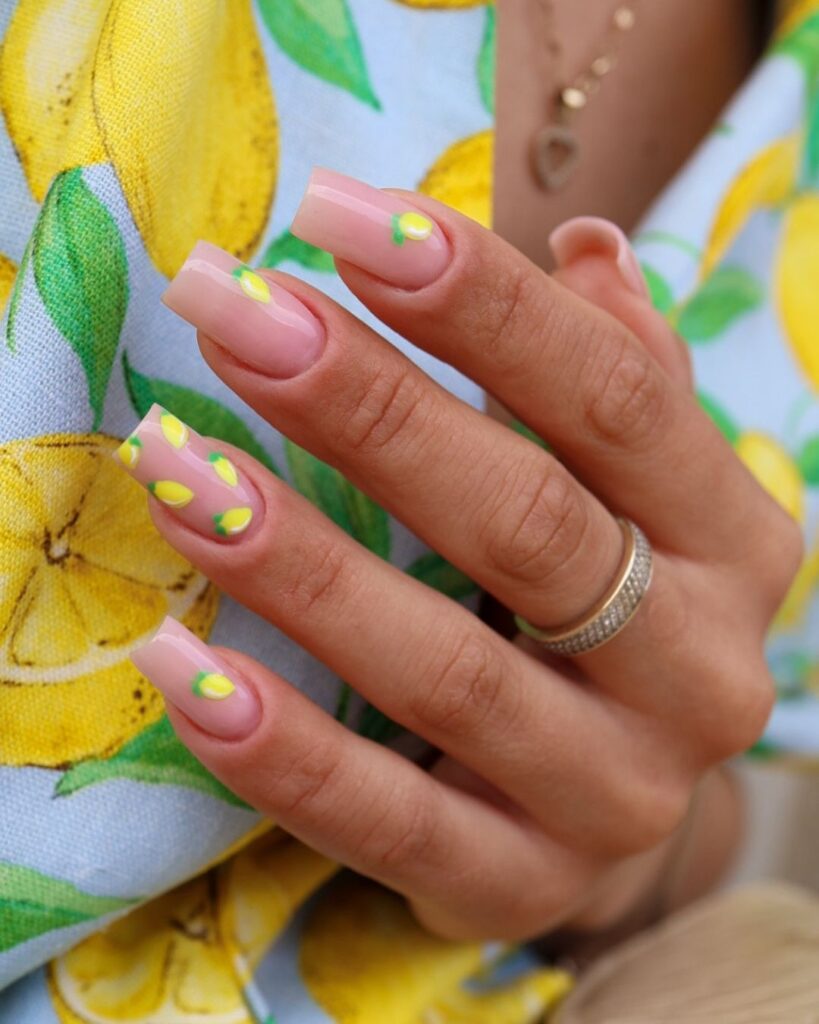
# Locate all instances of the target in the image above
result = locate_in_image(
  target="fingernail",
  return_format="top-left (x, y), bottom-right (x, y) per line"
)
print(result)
top-left (291, 167), bottom-right (450, 289)
top-left (548, 217), bottom-right (649, 299)
top-left (162, 241), bottom-right (325, 378)
top-left (115, 404), bottom-right (263, 542)
top-left (131, 617), bottom-right (260, 739)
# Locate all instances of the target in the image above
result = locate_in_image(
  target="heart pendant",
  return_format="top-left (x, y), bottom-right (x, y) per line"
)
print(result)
top-left (532, 124), bottom-right (580, 191)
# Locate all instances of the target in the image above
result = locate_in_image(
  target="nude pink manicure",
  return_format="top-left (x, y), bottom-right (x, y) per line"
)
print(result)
top-left (291, 168), bottom-right (450, 289)
top-left (131, 617), bottom-right (260, 739)
top-left (548, 216), bottom-right (650, 299)
top-left (115, 404), bottom-right (263, 542)
top-left (162, 241), bottom-right (325, 378)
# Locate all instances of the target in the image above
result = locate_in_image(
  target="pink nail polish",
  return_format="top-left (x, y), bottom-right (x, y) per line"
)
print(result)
top-left (162, 241), bottom-right (325, 378)
top-left (115, 404), bottom-right (263, 542)
top-left (131, 617), bottom-right (260, 739)
top-left (548, 217), bottom-right (650, 299)
top-left (291, 168), bottom-right (450, 289)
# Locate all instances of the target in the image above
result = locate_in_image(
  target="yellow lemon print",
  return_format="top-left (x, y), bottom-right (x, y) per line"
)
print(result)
top-left (231, 266), bottom-right (271, 303)
top-left (159, 410), bottom-right (189, 449)
top-left (192, 671), bottom-right (235, 700)
top-left (0, 435), bottom-right (217, 767)
top-left (214, 507), bottom-right (253, 537)
top-left (420, 129), bottom-right (494, 228)
top-left (735, 431), bottom-right (805, 523)
top-left (391, 211), bottom-right (434, 245)
top-left (115, 435), bottom-right (142, 468)
top-left (148, 480), bottom-right (195, 508)
top-left (776, 194), bottom-right (819, 393)
top-left (0, 253), bottom-right (17, 316)
top-left (208, 452), bottom-right (239, 486)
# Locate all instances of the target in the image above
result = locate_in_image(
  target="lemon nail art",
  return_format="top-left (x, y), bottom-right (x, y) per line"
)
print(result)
top-left (160, 410), bottom-right (189, 449)
top-left (116, 435), bottom-right (142, 467)
top-left (208, 452), bottom-right (238, 487)
top-left (214, 507), bottom-right (253, 536)
top-left (231, 266), bottom-right (271, 303)
top-left (391, 211), bottom-right (434, 246)
top-left (148, 480), bottom-right (195, 508)
top-left (191, 670), bottom-right (235, 700)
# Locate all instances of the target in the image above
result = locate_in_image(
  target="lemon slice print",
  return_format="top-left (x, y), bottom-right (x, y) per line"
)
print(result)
top-left (115, 435), bottom-right (142, 468)
top-left (231, 266), bottom-right (271, 303)
top-left (148, 480), bottom-right (195, 508)
top-left (0, 434), bottom-right (217, 767)
top-left (159, 410), bottom-right (189, 449)
top-left (192, 671), bottom-right (235, 700)
top-left (213, 507), bottom-right (253, 536)
top-left (208, 452), bottom-right (238, 487)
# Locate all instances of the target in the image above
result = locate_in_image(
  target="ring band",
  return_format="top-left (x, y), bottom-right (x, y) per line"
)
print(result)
top-left (514, 517), bottom-right (653, 656)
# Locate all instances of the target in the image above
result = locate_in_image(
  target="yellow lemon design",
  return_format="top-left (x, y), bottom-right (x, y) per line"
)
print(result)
top-left (115, 435), bottom-right (142, 468)
top-left (192, 671), bottom-right (235, 700)
top-left (0, 0), bottom-right (277, 278)
top-left (148, 480), bottom-right (195, 508)
top-left (395, 211), bottom-right (433, 243)
top-left (735, 431), bottom-right (805, 523)
top-left (775, 532), bottom-right (819, 630)
top-left (776, 194), bottom-right (819, 393)
top-left (0, 253), bottom-right (17, 316)
top-left (48, 833), bottom-right (336, 1023)
top-left (209, 452), bottom-right (239, 487)
top-left (0, 435), bottom-right (217, 767)
top-left (214, 507), bottom-right (253, 537)
top-left (419, 130), bottom-right (493, 228)
top-left (428, 969), bottom-right (573, 1023)
top-left (159, 410), bottom-right (189, 449)
top-left (231, 266), bottom-right (271, 303)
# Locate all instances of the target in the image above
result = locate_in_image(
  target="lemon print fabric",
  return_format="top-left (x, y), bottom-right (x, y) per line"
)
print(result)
top-left (0, 434), bottom-right (217, 768)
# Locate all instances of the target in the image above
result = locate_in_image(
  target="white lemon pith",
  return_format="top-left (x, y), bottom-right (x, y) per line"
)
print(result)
top-left (0, 434), bottom-right (217, 767)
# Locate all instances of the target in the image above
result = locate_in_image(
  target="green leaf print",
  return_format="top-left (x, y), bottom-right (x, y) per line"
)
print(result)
top-left (697, 391), bottom-right (741, 445)
top-left (478, 6), bottom-right (496, 115)
top-left (773, 12), bottom-right (819, 84)
top-left (5, 239), bottom-right (31, 354)
top-left (122, 352), bottom-right (281, 476)
top-left (55, 717), bottom-right (250, 809)
top-left (640, 262), bottom-right (675, 315)
top-left (510, 418), bottom-right (551, 452)
top-left (676, 266), bottom-right (764, 343)
top-left (802, 77), bottom-right (819, 188)
top-left (31, 168), bottom-right (129, 429)
top-left (797, 433), bottom-right (819, 485)
top-left (259, 228), bottom-right (335, 272)
top-left (257, 0), bottom-right (381, 109)
top-left (0, 862), bottom-right (134, 952)
top-left (284, 439), bottom-right (390, 558)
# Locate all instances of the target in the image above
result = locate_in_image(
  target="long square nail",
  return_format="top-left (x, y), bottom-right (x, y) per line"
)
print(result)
top-left (291, 168), bottom-right (450, 289)
top-left (115, 404), bottom-right (262, 541)
top-left (131, 617), bottom-right (260, 739)
top-left (162, 241), bottom-right (325, 378)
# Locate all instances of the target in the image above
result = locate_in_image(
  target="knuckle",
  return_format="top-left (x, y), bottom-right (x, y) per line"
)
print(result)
top-left (584, 342), bottom-right (667, 449)
top-left (409, 629), bottom-right (515, 738)
top-left (474, 266), bottom-right (542, 374)
top-left (268, 740), bottom-right (342, 819)
top-left (337, 362), bottom-right (429, 459)
top-left (698, 656), bottom-right (775, 759)
top-left (482, 462), bottom-right (588, 587)
top-left (364, 784), bottom-right (442, 873)
top-left (279, 541), bottom-right (352, 619)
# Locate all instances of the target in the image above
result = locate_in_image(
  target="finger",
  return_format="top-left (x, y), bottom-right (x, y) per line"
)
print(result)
top-left (116, 407), bottom-right (686, 854)
top-left (131, 620), bottom-right (588, 940)
top-left (291, 168), bottom-right (782, 565)
top-left (547, 216), bottom-right (694, 390)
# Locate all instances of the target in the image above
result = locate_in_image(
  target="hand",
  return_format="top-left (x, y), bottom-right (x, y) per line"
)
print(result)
top-left (124, 170), bottom-right (801, 941)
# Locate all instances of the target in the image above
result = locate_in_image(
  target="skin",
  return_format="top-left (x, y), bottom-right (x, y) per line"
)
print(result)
top-left (143, 1), bottom-right (795, 943)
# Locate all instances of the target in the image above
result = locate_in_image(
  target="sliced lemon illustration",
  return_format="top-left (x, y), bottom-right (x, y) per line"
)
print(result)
top-left (735, 430), bottom-right (805, 523)
top-left (115, 435), bottom-right (142, 468)
top-left (0, 434), bottom-right (217, 767)
top-left (213, 507), bottom-right (253, 537)
top-left (208, 452), bottom-right (238, 487)
top-left (48, 833), bottom-right (337, 1023)
top-left (148, 480), bottom-right (195, 508)
top-left (159, 410), bottom-right (189, 449)
top-left (192, 671), bottom-right (235, 700)
top-left (231, 266), bottom-right (270, 303)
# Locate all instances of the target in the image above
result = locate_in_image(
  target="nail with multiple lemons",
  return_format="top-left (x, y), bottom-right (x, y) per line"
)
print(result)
top-left (131, 617), bottom-right (260, 738)
top-left (114, 404), bottom-right (262, 542)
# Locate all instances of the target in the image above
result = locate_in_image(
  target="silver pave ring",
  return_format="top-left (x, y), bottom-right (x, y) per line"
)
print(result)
top-left (514, 517), bottom-right (653, 656)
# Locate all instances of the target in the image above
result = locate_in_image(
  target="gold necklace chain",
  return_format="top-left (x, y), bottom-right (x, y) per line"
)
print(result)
top-left (532, 0), bottom-right (641, 191)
